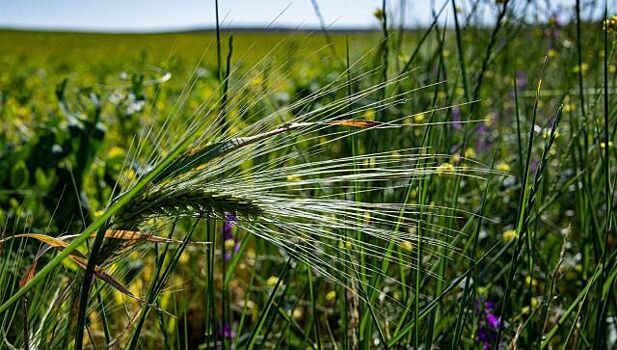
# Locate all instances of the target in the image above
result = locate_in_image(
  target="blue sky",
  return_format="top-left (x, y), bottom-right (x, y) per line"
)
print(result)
top-left (0, 0), bottom-right (606, 32)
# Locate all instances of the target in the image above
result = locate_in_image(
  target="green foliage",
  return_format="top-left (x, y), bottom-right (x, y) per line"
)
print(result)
top-left (0, 1), bottom-right (616, 349)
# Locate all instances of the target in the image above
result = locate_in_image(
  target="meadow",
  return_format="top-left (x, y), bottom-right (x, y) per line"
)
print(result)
top-left (0, 1), bottom-right (616, 349)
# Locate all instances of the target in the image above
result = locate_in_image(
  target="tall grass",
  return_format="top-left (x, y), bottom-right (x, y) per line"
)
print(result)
top-left (0, 0), bottom-right (615, 349)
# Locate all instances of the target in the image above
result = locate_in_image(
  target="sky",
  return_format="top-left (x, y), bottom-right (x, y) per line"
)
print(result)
top-left (0, 0), bottom-right (607, 33)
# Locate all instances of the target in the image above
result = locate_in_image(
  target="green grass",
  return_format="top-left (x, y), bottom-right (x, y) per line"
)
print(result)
top-left (0, 1), bottom-right (616, 349)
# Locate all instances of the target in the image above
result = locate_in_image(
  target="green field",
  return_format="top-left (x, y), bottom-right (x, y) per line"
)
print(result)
top-left (0, 4), bottom-right (616, 349)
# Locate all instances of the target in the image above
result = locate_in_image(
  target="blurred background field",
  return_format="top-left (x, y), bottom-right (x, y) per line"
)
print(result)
top-left (0, 1), bottom-right (616, 348)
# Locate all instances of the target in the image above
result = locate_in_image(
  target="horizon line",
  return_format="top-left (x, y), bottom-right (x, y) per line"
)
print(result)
top-left (0, 18), bottom-right (593, 35)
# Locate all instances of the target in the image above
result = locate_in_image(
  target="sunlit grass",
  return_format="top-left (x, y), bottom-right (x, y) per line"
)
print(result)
top-left (0, 1), bottom-right (616, 349)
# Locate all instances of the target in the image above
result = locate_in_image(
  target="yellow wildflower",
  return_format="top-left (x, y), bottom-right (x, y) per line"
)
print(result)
top-left (464, 147), bottom-right (476, 158)
top-left (548, 49), bottom-right (558, 59)
top-left (484, 114), bottom-right (494, 127)
top-left (604, 15), bottom-right (617, 32)
top-left (436, 162), bottom-right (455, 175)
top-left (286, 174), bottom-right (301, 182)
top-left (364, 109), bottom-right (376, 121)
top-left (292, 307), bottom-right (303, 320)
top-left (326, 290), bottom-right (337, 301)
top-left (249, 76), bottom-right (263, 89)
top-left (401, 240), bottom-right (413, 252)
top-left (451, 154), bottom-right (461, 164)
top-left (107, 146), bottom-right (124, 159)
top-left (179, 250), bottom-right (190, 264)
top-left (266, 276), bottom-right (280, 287)
top-left (362, 157), bottom-right (376, 168)
top-left (224, 239), bottom-right (236, 251)
top-left (572, 63), bottom-right (589, 74)
top-left (338, 240), bottom-right (353, 249)
top-left (502, 229), bottom-right (518, 241)
top-left (542, 129), bottom-right (560, 140)
top-left (414, 113), bottom-right (426, 123)
top-left (121, 169), bottom-right (137, 183)
top-left (496, 162), bottom-right (511, 172)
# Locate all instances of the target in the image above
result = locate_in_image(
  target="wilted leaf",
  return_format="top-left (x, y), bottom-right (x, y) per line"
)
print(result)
top-left (1, 231), bottom-right (198, 316)
top-left (2, 233), bottom-right (142, 303)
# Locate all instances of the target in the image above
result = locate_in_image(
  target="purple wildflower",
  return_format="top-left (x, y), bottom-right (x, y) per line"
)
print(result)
top-left (475, 135), bottom-right (493, 153)
top-left (477, 123), bottom-right (488, 135)
top-left (223, 213), bottom-right (236, 240)
top-left (530, 158), bottom-right (539, 174)
top-left (452, 106), bottom-right (462, 129)
top-left (222, 212), bottom-right (238, 261)
top-left (217, 321), bottom-right (236, 340)
top-left (486, 313), bottom-right (501, 329)
top-left (474, 112), bottom-right (498, 152)
top-left (223, 323), bottom-right (235, 338)
top-left (516, 70), bottom-right (527, 90)
top-left (476, 328), bottom-right (493, 350)
top-left (475, 298), bottom-right (502, 350)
